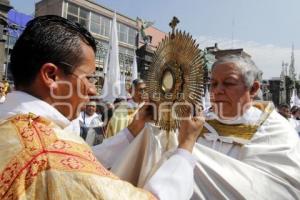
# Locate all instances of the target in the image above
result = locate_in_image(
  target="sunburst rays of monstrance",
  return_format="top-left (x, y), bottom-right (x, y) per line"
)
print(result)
top-left (145, 17), bottom-right (205, 132)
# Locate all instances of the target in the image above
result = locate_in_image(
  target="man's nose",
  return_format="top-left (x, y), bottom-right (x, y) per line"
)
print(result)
top-left (212, 84), bottom-right (225, 94)
top-left (87, 83), bottom-right (97, 96)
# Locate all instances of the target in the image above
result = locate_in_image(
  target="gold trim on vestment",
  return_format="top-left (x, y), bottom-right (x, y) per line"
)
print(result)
top-left (0, 114), bottom-right (156, 200)
top-left (200, 101), bottom-right (275, 142)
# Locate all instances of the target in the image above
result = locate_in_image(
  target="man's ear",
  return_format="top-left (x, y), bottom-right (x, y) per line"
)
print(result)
top-left (250, 81), bottom-right (260, 98)
top-left (40, 63), bottom-right (59, 89)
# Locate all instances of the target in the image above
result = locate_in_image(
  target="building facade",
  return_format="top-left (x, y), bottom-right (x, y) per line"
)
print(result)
top-left (136, 26), bottom-right (166, 79)
top-left (0, 0), bottom-right (12, 81)
top-left (264, 46), bottom-right (300, 107)
top-left (4, 10), bottom-right (32, 82)
top-left (36, 0), bottom-right (139, 93)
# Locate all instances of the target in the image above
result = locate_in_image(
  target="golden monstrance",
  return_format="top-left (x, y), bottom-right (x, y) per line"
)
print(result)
top-left (145, 17), bottom-right (205, 132)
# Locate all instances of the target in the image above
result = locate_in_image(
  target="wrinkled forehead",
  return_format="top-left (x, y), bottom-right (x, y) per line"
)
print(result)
top-left (212, 61), bottom-right (240, 71)
top-left (211, 62), bottom-right (242, 79)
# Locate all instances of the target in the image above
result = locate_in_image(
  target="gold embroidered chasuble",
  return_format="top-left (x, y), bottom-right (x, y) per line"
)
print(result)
top-left (0, 114), bottom-right (156, 200)
top-left (106, 103), bottom-right (137, 138)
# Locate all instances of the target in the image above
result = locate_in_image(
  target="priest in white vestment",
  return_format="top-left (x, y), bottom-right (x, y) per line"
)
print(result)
top-left (104, 55), bottom-right (300, 199)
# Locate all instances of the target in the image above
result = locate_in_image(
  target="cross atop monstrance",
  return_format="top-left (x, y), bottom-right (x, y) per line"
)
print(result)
top-left (169, 16), bottom-right (180, 39)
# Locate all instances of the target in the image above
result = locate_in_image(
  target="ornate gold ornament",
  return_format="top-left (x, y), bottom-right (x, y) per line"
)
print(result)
top-left (146, 17), bottom-right (205, 131)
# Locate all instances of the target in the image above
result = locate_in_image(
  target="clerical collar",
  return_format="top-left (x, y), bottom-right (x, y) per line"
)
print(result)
top-left (208, 106), bottom-right (263, 125)
top-left (0, 91), bottom-right (71, 129)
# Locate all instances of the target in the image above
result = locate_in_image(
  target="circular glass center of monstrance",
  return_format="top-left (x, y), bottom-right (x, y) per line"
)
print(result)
top-left (161, 70), bottom-right (175, 93)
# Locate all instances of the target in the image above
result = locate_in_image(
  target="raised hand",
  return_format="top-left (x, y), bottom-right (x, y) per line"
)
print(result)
top-left (127, 102), bottom-right (155, 137)
top-left (178, 114), bottom-right (205, 152)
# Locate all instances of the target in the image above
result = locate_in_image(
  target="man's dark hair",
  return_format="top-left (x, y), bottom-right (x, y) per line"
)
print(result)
top-left (291, 106), bottom-right (300, 115)
top-left (113, 97), bottom-right (125, 104)
top-left (10, 15), bottom-right (97, 87)
top-left (278, 104), bottom-right (290, 110)
top-left (132, 79), bottom-right (144, 88)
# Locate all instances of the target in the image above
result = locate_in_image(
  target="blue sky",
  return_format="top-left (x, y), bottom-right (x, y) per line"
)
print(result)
top-left (10, 0), bottom-right (300, 79)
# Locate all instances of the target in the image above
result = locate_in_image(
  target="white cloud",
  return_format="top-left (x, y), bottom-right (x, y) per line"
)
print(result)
top-left (196, 35), bottom-right (300, 80)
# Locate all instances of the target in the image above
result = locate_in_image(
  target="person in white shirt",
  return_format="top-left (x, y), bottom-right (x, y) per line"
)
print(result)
top-left (79, 101), bottom-right (102, 127)
top-left (0, 15), bottom-right (203, 200)
top-left (79, 101), bottom-right (104, 145)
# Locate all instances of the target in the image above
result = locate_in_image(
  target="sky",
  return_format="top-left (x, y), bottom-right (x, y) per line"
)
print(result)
top-left (10, 0), bottom-right (300, 79)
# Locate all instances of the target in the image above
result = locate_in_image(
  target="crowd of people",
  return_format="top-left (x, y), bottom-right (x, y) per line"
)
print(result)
top-left (277, 104), bottom-right (300, 134)
top-left (67, 78), bottom-right (146, 146)
top-left (0, 15), bottom-right (299, 199)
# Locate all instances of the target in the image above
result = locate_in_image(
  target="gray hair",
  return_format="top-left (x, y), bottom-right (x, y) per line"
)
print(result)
top-left (211, 55), bottom-right (262, 88)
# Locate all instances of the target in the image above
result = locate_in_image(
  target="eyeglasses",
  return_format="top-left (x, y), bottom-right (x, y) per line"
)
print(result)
top-left (58, 62), bottom-right (98, 85)
top-left (70, 73), bottom-right (98, 85)
top-left (138, 88), bottom-right (146, 93)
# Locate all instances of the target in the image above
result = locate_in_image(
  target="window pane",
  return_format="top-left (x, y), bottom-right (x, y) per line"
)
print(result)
top-left (91, 13), bottom-right (100, 23)
top-left (128, 28), bottom-right (136, 45)
top-left (100, 16), bottom-right (111, 37)
top-left (68, 3), bottom-right (78, 15)
top-left (80, 8), bottom-right (88, 19)
top-left (90, 13), bottom-right (100, 34)
top-left (95, 41), bottom-right (109, 69)
top-left (119, 47), bottom-right (134, 57)
top-left (67, 14), bottom-right (78, 23)
top-left (119, 49), bottom-right (134, 75)
top-left (79, 18), bottom-right (88, 28)
top-left (8, 36), bottom-right (17, 48)
top-left (119, 46), bottom-right (126, 54)
top-left (118, 23), bottom-right (128, 43)
top-left (63, 2), bottom-right (68, 17)
top-left (91, 22), bottom-right (100, 34)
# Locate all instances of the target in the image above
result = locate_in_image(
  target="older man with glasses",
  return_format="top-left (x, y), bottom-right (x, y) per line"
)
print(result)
top-left (0, 15), bottom-right (204, 200)
top-left (106, 55), bottom-right (300, 199)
